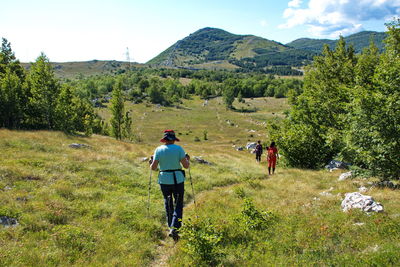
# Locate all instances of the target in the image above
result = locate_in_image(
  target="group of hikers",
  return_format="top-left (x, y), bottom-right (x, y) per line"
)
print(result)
top-left (148, 130), bottom-right (278, 241)
top-left (254, 140), bottom-right (279, 175)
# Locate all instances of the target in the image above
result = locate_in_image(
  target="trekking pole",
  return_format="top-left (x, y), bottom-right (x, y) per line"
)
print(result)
top-left (147, 168), bottom-right (153, 217)
top-left (188, 167), bottom-right (198, 217)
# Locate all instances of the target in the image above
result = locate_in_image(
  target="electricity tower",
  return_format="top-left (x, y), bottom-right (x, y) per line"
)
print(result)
top-left (125, 47), bottom-right (131, 70)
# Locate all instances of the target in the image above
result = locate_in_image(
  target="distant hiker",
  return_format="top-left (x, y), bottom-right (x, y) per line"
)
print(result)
top-left (149, 130), bottom-right (190, 240)
top-left (255, 140), bottom-right (263, 163)
top-left (267, 142), bottom-right (279, 175)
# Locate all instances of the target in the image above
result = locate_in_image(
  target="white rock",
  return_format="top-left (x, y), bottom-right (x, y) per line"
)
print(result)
top-left (69, 143), bottom-right (91, 149)
top-left (246, 142), bottom-right (257, 150)
top-left (326, 160), bottom-right (349, 171)
top-left (352, 222), bottom-right (365, 226)
top-left (359, 186), bottom-right (368, 193)
top-left (0, 216), bottom-right (19, 227)
top-left (193, 156), bottom-right (211, 165)
top-left (341, 192), bottom-right (384, 213)
top-left (338, 171), bottom-right (352, 181)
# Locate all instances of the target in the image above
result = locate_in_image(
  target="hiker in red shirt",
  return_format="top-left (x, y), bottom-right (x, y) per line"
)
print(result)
top-left (267, 142), bottom-right (279, 175)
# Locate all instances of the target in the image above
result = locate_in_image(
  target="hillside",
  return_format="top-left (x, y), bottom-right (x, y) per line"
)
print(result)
top-left (1, 96), bottom-right (399, 266)
top-left (147, 27), bottom-right (316, 73)
top-left (287, 31), bottom-right (387, 53)
top-left (147, 28), bottom-right (386, 73)
top-left (22, 60), bottom-right (144, 79)
top-left (19, 30), bottom-right (386, 78)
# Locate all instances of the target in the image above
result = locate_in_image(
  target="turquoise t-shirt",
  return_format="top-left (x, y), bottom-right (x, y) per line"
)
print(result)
top-left (153, 144), bottom-right (186, 184)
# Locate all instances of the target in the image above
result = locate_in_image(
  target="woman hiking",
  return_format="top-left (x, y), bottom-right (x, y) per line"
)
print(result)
top-left (149, 130), bottom-right (190, 240)
top-left (267, 142), bottom-right (279, 175)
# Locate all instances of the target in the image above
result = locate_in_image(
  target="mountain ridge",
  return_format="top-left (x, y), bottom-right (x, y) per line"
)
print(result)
top-left (147, 27), bottom-right (385, 73)
top-left (21, 28), bottom-right (386, 78)
top-left (286, 30), bottom-right (386, 53)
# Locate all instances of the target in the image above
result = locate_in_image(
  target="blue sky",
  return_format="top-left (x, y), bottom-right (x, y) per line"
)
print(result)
top-left (1, 0), bottom-right (399, 63)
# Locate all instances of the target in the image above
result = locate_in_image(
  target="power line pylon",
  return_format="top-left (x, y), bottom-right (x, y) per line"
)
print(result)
top-left (125, 47), bottom-right (131, 71)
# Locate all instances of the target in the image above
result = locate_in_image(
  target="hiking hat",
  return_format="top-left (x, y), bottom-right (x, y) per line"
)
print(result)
top-left (160, 129), bottom-right (180, 142)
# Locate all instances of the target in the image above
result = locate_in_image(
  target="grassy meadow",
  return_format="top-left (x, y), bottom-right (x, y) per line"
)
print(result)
top-left (1, 96), bottom-right (400, 266)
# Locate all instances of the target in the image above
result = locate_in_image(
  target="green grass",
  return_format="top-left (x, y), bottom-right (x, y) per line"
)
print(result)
top-left (22, 61), bottom-right (144, 79)
top-left (172, 169), bottom-right (400, 266)
top-left (1, 96), bottom-right (399, 266)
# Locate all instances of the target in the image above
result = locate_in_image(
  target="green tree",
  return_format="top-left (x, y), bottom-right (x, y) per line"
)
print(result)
top-left (223, 86), bottom-right (235, 109)
top-left (237, 90), bottom-right (244, 103)
top-left (0, 67), bottom-right (24, 128)
top-left (0, 38), bottom-right (25, 78)
top-left (26, 53), bottom-right (60, 129)
top-left (71, 98), bottom-right (96, 135)
top-left (110, 78), bottom-right (124, 140)
top-left (0, 38), bottom-right (26, 128)
top-left (54, 84), bottom-right (76, 133)
top-left (148, 80), bottom-right (166, 105)
top-left (347, 19), bottom-right (400, 179)
top-left (273, 37), bottom-right (356, 168)
top-left (122, 110), bottom-right (133, 140)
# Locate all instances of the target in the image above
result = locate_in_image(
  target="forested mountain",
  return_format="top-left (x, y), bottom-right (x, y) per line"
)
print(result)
top-left (19, 29), bottom-right (386, 77)
top-left (287, 31), bottom-right (386, 53)
top-left (147, 27), bottom-right (316, 75)
top-left (147, 28), bottom-right (386, 74)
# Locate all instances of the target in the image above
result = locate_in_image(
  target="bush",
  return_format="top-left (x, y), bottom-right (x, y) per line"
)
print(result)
top-left (180, 218), bottom-right (223, 266)
top-left (235, 198), bottom-right (276, 231)
top-left (270, 122), bottom-right (334, 169)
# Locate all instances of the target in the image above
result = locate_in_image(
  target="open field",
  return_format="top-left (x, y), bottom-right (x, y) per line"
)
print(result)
top-left (1, 96), bottom-right (399, 266)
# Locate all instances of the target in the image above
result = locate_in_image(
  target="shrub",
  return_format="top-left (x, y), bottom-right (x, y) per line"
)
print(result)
top-left (235, 198), bottom-right (276, 231)
top-left (180, 218), bottom-right (223, 266)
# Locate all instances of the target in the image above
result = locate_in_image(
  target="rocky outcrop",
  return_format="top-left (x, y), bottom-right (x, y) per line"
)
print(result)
top-left (193, 156), bottom-right (211, 165)
top-left (325, 160), bottom-right (349, 171)
top-left (246, 142), bottom-right (257, 150)
top-left (69, 143), bottom-right (91, 149)
top-left (338, 171), bottom-right (352, 181)
top-left (341, 192), bottom-right (384, 213)
top-left (0, 216), bottom-right (19, 227)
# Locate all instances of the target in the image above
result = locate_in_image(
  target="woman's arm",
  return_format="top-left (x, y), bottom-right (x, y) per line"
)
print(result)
top-left (180, 154), bottom-right (190, 169)
top-left (150, 159), bottom-right (159, 171)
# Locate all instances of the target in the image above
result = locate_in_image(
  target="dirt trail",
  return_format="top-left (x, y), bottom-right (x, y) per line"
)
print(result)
top-left (149, 154), bottom-right (269, 266)
top-left (149, 237), bottom-right (178, 267)
top-left (149, 179), bottom-right (255, 266)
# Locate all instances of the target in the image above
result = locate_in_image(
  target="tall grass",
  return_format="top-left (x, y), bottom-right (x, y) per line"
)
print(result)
top-left (2, 96), bottom-right (397, 266)
top-left (171, 169), bottom-right (400, 266)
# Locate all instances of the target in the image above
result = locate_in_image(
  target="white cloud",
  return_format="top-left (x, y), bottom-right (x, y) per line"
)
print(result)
top-left (288, 0), bottom-right (302, 8)
top-left (280, 0), bottom-right (400, 37)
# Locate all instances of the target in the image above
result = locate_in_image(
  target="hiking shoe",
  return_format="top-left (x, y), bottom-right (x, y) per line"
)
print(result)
top-left (168, 229), bottom-right (179, 241)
